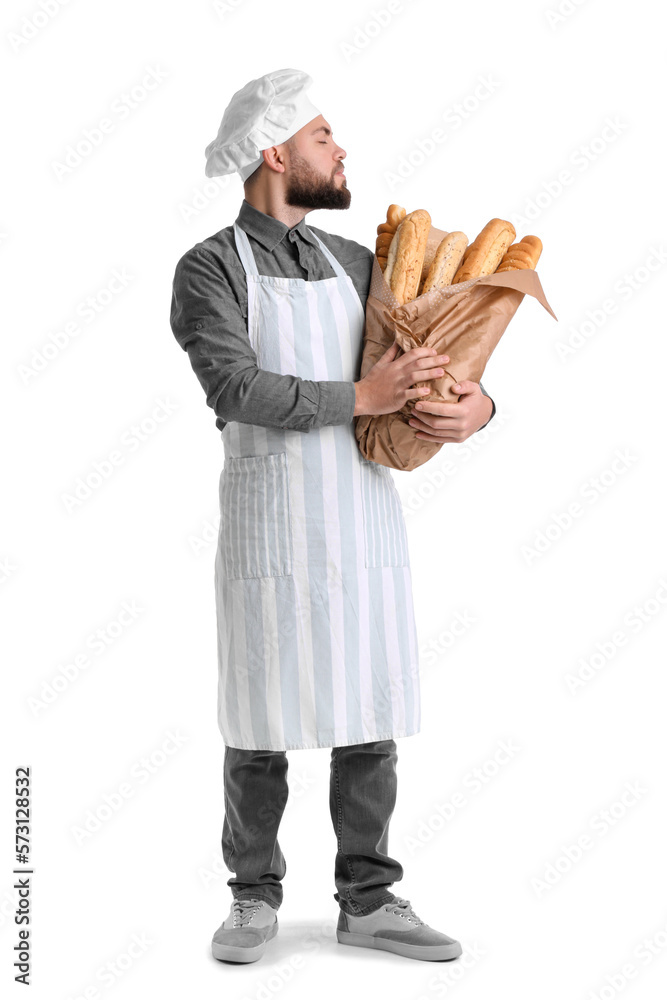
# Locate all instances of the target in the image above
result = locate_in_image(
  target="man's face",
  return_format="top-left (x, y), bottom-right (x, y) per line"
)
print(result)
top-left (283, 115), bottom-right (350, 210)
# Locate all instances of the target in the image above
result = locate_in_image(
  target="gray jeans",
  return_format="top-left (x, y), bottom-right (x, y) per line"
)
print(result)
top-left (221, 739), bottom-right (403, 916)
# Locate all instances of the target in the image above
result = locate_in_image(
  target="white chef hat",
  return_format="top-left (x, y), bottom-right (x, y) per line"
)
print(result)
top-left (204, 68), bottom-right (320, 181)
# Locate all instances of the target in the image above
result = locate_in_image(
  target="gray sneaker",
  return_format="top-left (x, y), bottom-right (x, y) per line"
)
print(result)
top-left (211, 898), bottom-right (279, 964)
top-left (337, 897), bottom-right (462, 962)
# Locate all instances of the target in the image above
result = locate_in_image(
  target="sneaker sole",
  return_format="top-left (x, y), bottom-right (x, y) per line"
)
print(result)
top-left (212, 919), bottom-right (278, 964)
top-left (337, 929), bottom-right (462, 962)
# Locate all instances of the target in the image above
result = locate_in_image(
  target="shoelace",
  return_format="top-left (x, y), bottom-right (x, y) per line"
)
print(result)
top-left (232, 898), bottom-right (263, 927)
top-left (385, 897), bottom-right (425, 926)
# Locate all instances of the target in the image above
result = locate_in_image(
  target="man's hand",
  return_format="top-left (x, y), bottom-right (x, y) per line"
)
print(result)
top-left (407, 380), bottom-right (493, 443)
top-left (354, 343), bottom-right (451, 416)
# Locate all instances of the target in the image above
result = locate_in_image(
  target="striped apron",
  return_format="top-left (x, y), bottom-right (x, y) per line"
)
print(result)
top-left (213, 222), bottom-right (421, 751)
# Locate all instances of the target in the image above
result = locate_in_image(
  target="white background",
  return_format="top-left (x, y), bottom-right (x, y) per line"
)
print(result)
top-left (3, 0), bottom-right (666, 997)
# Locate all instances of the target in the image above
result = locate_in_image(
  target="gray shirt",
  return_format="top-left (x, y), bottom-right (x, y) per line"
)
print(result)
top-left (169, 199), bottom-right (495, 434)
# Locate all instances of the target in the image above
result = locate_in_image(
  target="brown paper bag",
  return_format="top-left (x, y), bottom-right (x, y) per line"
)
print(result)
top-left (354, 224), bottom-right (558, 472)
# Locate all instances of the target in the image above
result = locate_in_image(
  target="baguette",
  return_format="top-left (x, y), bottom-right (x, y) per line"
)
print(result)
top-left (422, 232), bottom-right (468, 294)
top-left (384, 209), bottom-right (431, 304)
top-left (495, 260), bottom-right (532, 271)
top-left (496, 235), bottom-right (542, 272)
top-left (452, 218), bottom-right (516, 284)
top-left (501, 249), bottom-right (534, 266)
top-left (521, 235), bottom-right (543, 254)
top-left (387, 204), bottom-right (407, 229)
top-left (376, 233), bottom-right (394, 252)
top-left (376, 204), bottom-right (407, 272)
top-left (417, 240), bottom-right (440, 295)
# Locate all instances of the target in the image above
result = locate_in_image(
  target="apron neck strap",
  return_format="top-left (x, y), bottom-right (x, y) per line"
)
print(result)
top-left (308, 230), bottom-right (347, 278)
top-left (233, 223), bottom-right (259, 276)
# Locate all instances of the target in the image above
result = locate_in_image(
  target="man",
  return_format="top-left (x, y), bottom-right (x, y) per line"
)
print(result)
top-left (170, 68), bottom-right (495, 966)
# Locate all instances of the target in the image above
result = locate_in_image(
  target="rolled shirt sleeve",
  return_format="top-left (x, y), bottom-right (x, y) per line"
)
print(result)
top-left (170, 247), bottom-right (356, 433)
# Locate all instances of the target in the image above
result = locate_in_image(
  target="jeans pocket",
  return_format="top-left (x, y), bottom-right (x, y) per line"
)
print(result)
top-left (219, 452), bottom-right (293, 580)
top-left (359, 460), bottom-right (410, 568)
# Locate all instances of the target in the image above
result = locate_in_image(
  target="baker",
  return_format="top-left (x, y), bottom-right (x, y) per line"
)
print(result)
top-left (169, 67), bottom-right (496, 966)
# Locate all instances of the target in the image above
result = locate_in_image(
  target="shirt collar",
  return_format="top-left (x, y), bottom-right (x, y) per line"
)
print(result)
top-left (234, 199), bottom-right (319, 253)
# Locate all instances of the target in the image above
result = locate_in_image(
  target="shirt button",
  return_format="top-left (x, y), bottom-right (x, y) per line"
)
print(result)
top-left (195, 321), bottom-right (203, 329)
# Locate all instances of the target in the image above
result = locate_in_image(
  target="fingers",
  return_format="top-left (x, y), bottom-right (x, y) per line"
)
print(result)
top-left (413, 430), bottom-right (464, 443)
top-left (412, 364), bottom-right (447, 381)
top-left (405, 385), bottom-right (435, 401)
top-left (408, 413), bottom-right (467, 441)
top-left (379, 341), bottom-right (401, 366)
top-left (399, 349), bottom-right (450, 373)
top-left (414, 399), bottom-right (459, 417)
top-left (451, 379), bottom-right (478, 395)
top-left (402, 350), bottom-right (451, 388)
top-left (408, 347), bottom-right (448, 361)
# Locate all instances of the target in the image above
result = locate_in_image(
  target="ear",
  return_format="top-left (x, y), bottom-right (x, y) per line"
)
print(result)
top-left (261, 145), bottom-right (286, 174)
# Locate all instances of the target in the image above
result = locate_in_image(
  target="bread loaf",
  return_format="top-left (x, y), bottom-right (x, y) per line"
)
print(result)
top-left (417, 240), bottom-right (440, 295)
top-left (521, 235), bottom-right (543, 253)
top-left (496, 235), bottom-right (542, 272)
top-left (376, 233), bottom-right (394, 251)
top-left (422, 232), bottom-right (468, 294)
top-left (375, 206), bottom-right (544, 285)
top-left (502, 249), bottom-right (534, 265)
top-left (387, 204), bottom-right (407, 229)
top-left (384, 209), bottom-right (431, 304)
top-left (452, 218), bottom-right (516, 284)
top-left (376, 204), bottom-right (407, 272)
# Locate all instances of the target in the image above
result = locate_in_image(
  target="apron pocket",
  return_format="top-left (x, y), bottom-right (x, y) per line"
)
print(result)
top-left (219, 452), bottom-right (293, 580)
top-left (360, 461), bottom-right (410, 568)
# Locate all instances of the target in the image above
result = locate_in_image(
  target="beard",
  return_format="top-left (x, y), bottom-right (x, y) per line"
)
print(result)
top-left (284, 148), bottom-right (351, 210)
